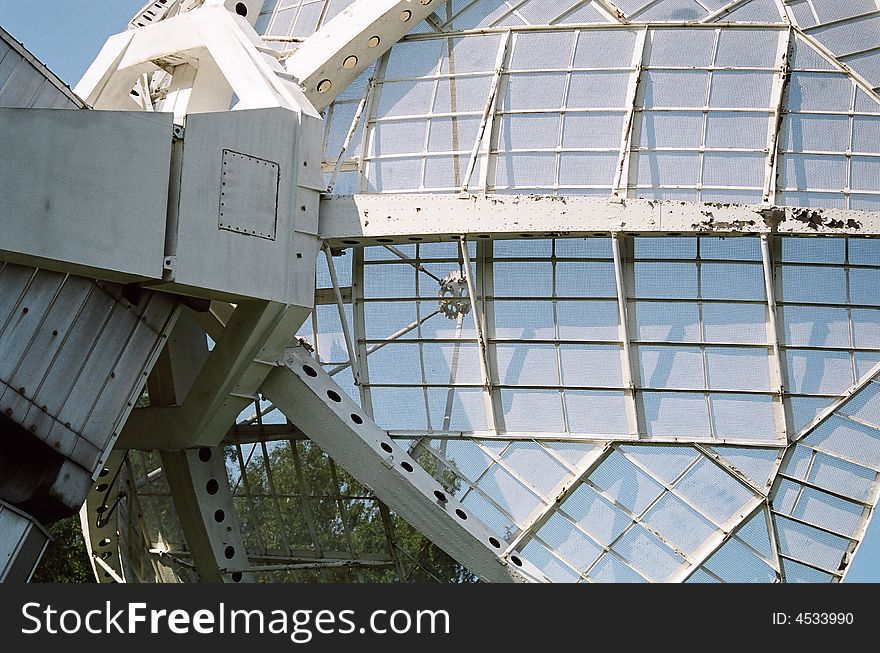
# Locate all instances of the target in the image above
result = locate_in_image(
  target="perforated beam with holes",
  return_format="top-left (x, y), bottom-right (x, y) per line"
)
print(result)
top-left (285, 0), bottom-right (442, 110)
top-left (261, 345), bottom-right (544, 583)
top-left (161, 446), bottom-right (255, 583)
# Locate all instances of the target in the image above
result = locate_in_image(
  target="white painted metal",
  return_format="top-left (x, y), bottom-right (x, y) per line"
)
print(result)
top-left (155, 107), bottom-right (321, 305)
top-left (0, 109), bottom-right (173, 282)
top-left (162, 446), bottom-right (256, 583)
top-left (0, 265), bottom-right (180, 477)
top-left (0, 26), bottom-right (83, 109)
top-left (0, 500), bottom-right (50, 582)
top-left (284, 0), bottom-right (443, 110)
top-left (261, 344), bottom-right (542, 582)
top-left (319, 194), bottom-right (880, 243)
top-left (77, 3), bottom-right (316, 120)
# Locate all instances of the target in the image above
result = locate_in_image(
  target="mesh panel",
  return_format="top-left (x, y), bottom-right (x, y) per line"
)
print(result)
top-left (643, 392), bottom-right (711, 438)
top-left (477, 463), bottom-right (545, 525)
top-left (536, 512), bottom-right (604, 571)
top-left (611, 524), bottom-right (684, 582)
top-left (709, 446), bottom-right (779, 490)
top-left (565, 390), bottom-right (630, 435)
top-left (804, 415), bottom-right (880, 468)
top-left (643, 493), bottom-right (716, 555)
top-left (618, 444), bottom-right (699, 485)
top-left (588, 450), bottom-right (664, 515)
top-left (521, 539), bottom-right (581, 582)
top-left (501, 441), bottom-right (572, 496)
top-left (676, 458), bottom-right (754, 525)
top-left (703, 536), bottom-right (777, 582)
top-left (774, 515), bottom-right (849, 573)
top-left (561, 482), bottom-right (632, 547)
top-left (588, 553), bottom-right (647, 583)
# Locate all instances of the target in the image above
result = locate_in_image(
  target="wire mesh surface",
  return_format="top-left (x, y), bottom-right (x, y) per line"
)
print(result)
top-left (119, 0), bottom-right (880, 583)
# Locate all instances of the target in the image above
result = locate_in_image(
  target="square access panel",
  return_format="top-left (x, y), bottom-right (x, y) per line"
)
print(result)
top-left (218, 149), bottom-right (279, 241)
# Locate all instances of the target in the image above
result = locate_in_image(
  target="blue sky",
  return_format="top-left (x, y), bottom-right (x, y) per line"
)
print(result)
top-left (0, 1), bottom-right (144, 86)
top-left (0, 1), bottom-right (878, 583)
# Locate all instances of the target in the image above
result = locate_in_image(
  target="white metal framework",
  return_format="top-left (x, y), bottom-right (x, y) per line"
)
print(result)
top-left (1, 0), bottom-right (879, 584)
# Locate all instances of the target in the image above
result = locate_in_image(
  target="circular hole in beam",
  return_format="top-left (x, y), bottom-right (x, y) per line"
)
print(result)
top-left (350, 413), bottom-right (364, 425)
top-left (234, 2), bottom-right (248, 17)
top-left (489, 537), bottom-right (501, 549)
top-left (455, 508), bottom-right (467, 520)
top-left (400, 461), bottom-right (413, 472)
top-left (343, 55), bottom-right (358, 69)
top-left (368, 36), bottom-right (380, 48)
top-left (380, 442), bottom-right (393, 454)
top-left (214, 509), bottom-right (226, 523)
top-left (198, 447), bottom-right (212, 462)
top-left (232, 572), bottom-right (243, 583)
top-left (510, 555), bottom-right (523, 567)
top-left (205, 479), bottom-right (220, 495)
top-left (224, 545), bottom-right (235, 560)
top-left (98, 538), bottom-right (111, 548)
top-left (317, 79), bottom-right (333, 94)
top-left (326, 390), bottom-right (342, 403)
top-left (433, 490), bottom-right (447, 503)
top-left (303, 365), bottom-right (318, 378)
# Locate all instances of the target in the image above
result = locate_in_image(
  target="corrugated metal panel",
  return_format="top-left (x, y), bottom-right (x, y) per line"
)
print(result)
top-left (0, 499), bottom-right (49, 582)
top-left (0, 263), bottom-right (179, 474)
top-left (0, 26), bottom-right (84, 109)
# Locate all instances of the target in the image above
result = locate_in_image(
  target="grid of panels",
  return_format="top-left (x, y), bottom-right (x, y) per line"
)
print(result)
top-left (770, 372), bottom-right (880, 581)
top-left (686, 507), bottom-right (779, 582)
top-left (628, 27), bottom-right (784, 204)
top-left (299, 236), bottom-right (880, 444)
top-left (777, 35), bottom-right (880, 211)
top-left (777, 237), bottom-right (880, 431)
top-left (631, 236), bottom-right (779, 442)
top-left (187, 2), bottom-right (880, 583)
top-left (287, 14), bottom-right (880, 205)
top-left (519, 444), bottom-right (764, 582)
top-left (219, 235), bottom-right (880, 583)
top-left (787, 0), bottom-right (880, 91)
top-left (409, 437), bottom-right (599, 541)
top-left (256, 0), bottom-right (358, 47)
top-left (492, 28), bottom-right (638, 195)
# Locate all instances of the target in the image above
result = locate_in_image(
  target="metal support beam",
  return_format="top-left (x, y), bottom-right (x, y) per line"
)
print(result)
top-left (612, 234), bottom-right (642, 437)
top-left (284, 0), bottom-right (443, 110)
top-left (161, 446), bottom-right (255, 583)
top-left (261, 344), bottom-right (542, 582)
top-left (460, 30), bottom-right (510, 195)
top-left (460, 239), bottom-right (503, 434)
top-left (323, 244), bottom-right (361, 385)
top-left (763, 28), bottom-right (793, 204)
top-left (761, 235), bottom-right (790, 443)
top-left (0, 500), bottom-right (50, 583)
top-left (119, 301), bottom-right (308, 449)
top-left (319, 194), bottom-right (880, 244)
top-left (613, 27), bottom-right (647, 197)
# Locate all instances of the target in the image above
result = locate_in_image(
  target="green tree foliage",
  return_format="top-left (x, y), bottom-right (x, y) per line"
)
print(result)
top-left (31, 514), bottom-right (95, 583)
top-left (226, 439), bottom-right (476, 583)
